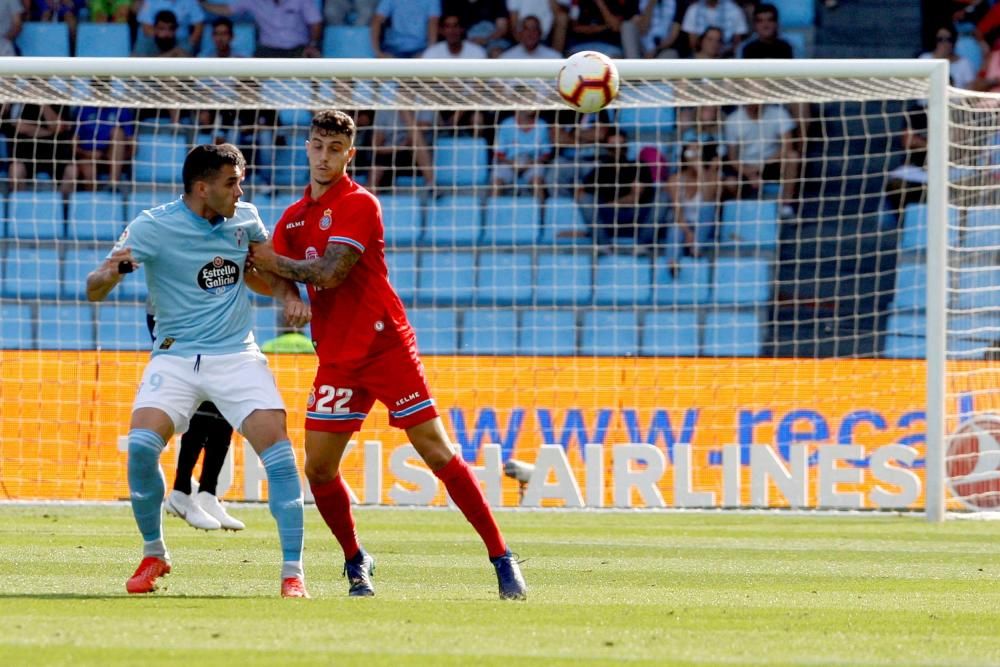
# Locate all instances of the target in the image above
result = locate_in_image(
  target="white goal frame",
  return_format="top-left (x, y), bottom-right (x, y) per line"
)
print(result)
top-left (0, 57), bottom-right (950, 519)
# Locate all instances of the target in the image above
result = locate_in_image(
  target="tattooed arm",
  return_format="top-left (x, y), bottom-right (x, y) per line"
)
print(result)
top-left (249, 241), bottom-right (361, 290)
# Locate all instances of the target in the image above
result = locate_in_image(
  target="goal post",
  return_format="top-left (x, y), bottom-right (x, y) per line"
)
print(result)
top-left (0, 56), bottom-right (972, 517)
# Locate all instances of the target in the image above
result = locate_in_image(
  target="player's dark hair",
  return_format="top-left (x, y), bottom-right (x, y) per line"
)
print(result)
top-left (182, 143), bottom-right (246, 194)
top-left (154, 9), bottom-right (178, 27)
top-left (311, 110), bottom-right (356, 143)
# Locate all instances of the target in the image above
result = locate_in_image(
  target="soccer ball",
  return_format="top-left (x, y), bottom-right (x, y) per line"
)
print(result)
top-left (556, 51), bottom-right (621, 114)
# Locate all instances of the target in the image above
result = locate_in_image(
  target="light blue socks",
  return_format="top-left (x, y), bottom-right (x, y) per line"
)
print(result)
top-left (259, 440), bottom-right (305, 579)
top-left (127, 429), bottom-right (168, 558)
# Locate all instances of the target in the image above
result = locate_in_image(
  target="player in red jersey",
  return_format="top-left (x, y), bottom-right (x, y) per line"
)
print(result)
top-left (249, 110), bottom-right (526, 600)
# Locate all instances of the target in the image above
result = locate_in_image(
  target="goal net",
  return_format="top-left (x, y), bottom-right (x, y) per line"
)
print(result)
top-left (0, 57), bottom-right (978, 517)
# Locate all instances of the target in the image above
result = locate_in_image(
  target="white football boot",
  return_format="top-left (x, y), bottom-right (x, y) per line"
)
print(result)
top-left (197, 491), bottom-right (246, 531)
top-left (164, 490), bottom-right (221, 530)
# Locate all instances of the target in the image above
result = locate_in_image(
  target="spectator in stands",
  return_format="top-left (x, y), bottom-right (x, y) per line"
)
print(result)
top-left (366, 109), bottom-right (434, 190)
top-left (663, 141), bottom-right (730, 270)
top-left (722, 103), bottom-right (800, 219)
top-left (0, 0), bottom-right (23, 57)
top-left (679, 104), bottom-right (724, 143)
top-left (74, 106), bottom-right (136, 191)
top-left (89, 0), bottom-right (131, 23)
top-left (500, 14), bottom-right (561, 58)
top-left (444, 0), bottom-right (511, 55)
top-left (740, 3), bottom-right (794, 59)
top-left (638, 0), bottom-right (682, 58)
top-left (422, 13), bottom-right (488, 58)
top-left (492, 109), bottom-right (554, 198)
top-left (204, 15), bottom-right (246, 58)
top-left (680, 0), bottom-right (747, 57)
top-left (549, 107), bottom-right (613, 197)
top-left (133, 9), bottom-right (190, 57)
top-left (137, 0), bottom-right (204, 55)
top-left (690, 24), bottom-right (722, 59)
top-left (565, 0), bottom-right (642, 59)
top-left (884, 102), bottom-right (928, 222)
top-left (324, 0), bottom-right (378, 27)
top-left (509, 0), bottom-right (565, 53)
top-left (8, 104), bottom-right (79, 195)
top-left (201, 0), bottom-right (323, 57)
top-left (371, 0), bottom-right (440, 58)
top-left (920, 23), bottom-right (975, 90)
top-left (32, 1), bottom-right (87, 51)
top-left (577, 130), bottom-right (659, 251)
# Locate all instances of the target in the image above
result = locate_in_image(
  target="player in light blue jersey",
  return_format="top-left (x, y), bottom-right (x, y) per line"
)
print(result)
top-left (86, 143), bottom-right (312, 598)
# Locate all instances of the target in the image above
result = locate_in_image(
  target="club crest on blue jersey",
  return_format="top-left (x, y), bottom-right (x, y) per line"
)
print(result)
top-left (319, 208), bottom-right (333, 230)
top-left (198, 255), bottom-right (240, 295)
top-left (235, 227), bottom-right (246, 247)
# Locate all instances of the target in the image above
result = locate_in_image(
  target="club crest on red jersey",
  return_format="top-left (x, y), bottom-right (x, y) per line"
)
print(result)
top-left (305, 246), bottom-right (318, 259)
top-left (306, 388), bottom-right (316, 409)
top-left (319, 208), bottom-right (333, 230)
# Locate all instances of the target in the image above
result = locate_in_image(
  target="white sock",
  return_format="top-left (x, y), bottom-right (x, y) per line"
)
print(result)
top-left (143, 538), bottom-right (169, 560)
top-left (281, 560), bottom-right (304, 580)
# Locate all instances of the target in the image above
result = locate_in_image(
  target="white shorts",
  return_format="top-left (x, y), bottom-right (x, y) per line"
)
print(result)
top-left (133, 350), bottom-right (285, 434)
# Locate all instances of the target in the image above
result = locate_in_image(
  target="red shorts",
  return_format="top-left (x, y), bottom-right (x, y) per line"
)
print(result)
top-left (305, 335), bottom-right (437, 433)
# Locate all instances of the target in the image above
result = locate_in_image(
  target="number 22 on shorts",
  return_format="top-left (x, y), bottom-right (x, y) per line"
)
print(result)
top-left (313, 385), bottom-right (353, 414)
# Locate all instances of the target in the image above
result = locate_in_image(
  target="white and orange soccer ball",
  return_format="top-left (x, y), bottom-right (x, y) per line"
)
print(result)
top-left (556, 51), bottom-right (621, 114)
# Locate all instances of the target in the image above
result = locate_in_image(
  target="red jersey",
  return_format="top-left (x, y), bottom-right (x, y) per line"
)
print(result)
top-left (272, 176), bottom-right (411, 365)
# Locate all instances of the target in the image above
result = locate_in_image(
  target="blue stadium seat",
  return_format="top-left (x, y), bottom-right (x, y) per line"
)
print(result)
top-left (956, 266), bottom-right (1000, 312)
top-left (381, 193), bottom-right (424, 246)
top-left (782, 29), bottom-right (807, 58)
top-left (483, 196), bottom-right (541, 246)
top-left (433, 136), bottom-right (489, 188)
top-left (702, 310), bottom-right (762, 356)
top-left (719, 200), bottom-right (779, 252)
top-left (773, 0), bottom-right (815, 28)
top-left (61, 248), bottom-right (106, 300)
top-left (408, 309), bottom-right (458, 354)
top-left (891, 261), bottom-right (926, 311)
top-left (518, 309), bottom-right (578, 356)
top-left (580, 310), bottom-right (639, 356)
top-left (322, 25), bottom-right (375, 58)
top-left (475, 251), bottom-right (533, 306)
top-left (949, 312), bottom-right (1000, 358)
top-left (616, 106), bottom-right (676, 144)
top-left (711, 257), bottom-right (771, 305)
top-left (0, 303), bottom-right (34, 349)
top-left (127, 188), bottom-right (167, 223)
top-left (540, 195), bottom-right (588, 243)
top-left (535, 252), bottom-right (593, 305)
top-left (200, 21), bottom-right (256, 56)
top-left (96, 303), bottom-right (151, 351)
top-left (424, 195), bottom-right (482, 246)
top-left (385, 250), bottom-right (418, 305)
top-left (416, 251), bottom-right (476, 306)
top-left (594, 254), bottom-right (653, 306)
top-left (255, 191), bottom-right (301, 228)
top-left (271, 142), bottom-right (310, 187)
top-left (461, 309), bottom-right (518, 355)
top-left (16, 22), bottom-right (70, 57)
top-left (2, 247), bottom-right (61, 299)
top-left (964, 206), bottom-right (1000, 251)
top-left (654, 257), bottom-right (711, 305)
top-left (901, 203), bottom-right (960, 252)
top-left (956, 35), bottom-right (983, 74)
top-left (253, 305), bottom-right (281, 346)
top-left (134, 135), bottom-right (189, 184)
top-left (38, 304), bottom-right (95, 350)
top-left (76, 23), bottom-right (131, 57)
top-left (67, 191), bottom-right (126, 242)
top-left (884, 311), bottom-right (925, 358)
top-left (7, 191), bottom-right (64, 240)
top-left (640, 310), bottom-right (701, 356)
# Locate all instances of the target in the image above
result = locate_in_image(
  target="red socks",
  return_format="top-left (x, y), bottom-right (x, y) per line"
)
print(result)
top-left (310, 476), bottom-right (360, 561)
top-left (435, 455), bottom-right (507, 559)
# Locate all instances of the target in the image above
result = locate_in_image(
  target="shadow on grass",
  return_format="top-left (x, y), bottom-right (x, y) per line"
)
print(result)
top-left (0, 593), bottom-right (265, 600)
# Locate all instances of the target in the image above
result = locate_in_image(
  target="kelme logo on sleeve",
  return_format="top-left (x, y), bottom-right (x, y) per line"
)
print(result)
top-left (198, 256), bottom-right (240, 295)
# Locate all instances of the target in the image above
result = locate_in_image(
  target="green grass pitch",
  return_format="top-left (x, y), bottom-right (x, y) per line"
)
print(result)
top-left (0, 505), bottom-right (999, 666)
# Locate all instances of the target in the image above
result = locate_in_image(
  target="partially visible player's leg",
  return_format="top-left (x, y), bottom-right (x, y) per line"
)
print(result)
top-left (303, 429), bottom-right (375, 596)
top-left (164, 404), bottom-right (224, 531)
top-left (192, 403), bottom-right (244, 531)
top-left (125, 407), bottom-right (175, 594)
top-left (241, 409), bottom-right (307, 597)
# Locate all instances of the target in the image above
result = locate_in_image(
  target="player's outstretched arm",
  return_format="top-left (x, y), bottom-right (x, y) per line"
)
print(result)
top-left (249, 241), bottom-right (360, 291)
top-left (254, 269), bottom-right (312, 330)
top-left (86, 248), bottom-right (137, 302)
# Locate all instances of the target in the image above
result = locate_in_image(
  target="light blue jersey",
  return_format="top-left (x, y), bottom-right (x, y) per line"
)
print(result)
top-left (112, 198), bottom-right (267, 357)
